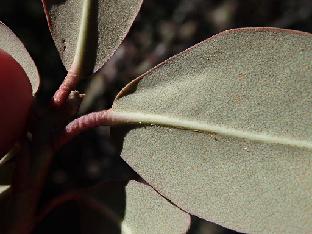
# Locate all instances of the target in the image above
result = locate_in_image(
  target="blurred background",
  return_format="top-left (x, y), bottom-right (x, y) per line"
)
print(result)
top-left (1, 0), bottom-right (312, 233)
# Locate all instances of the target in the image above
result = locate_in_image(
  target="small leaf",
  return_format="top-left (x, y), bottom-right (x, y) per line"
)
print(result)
top-left (0, 186), bottom-right (9, 196)
top-left (42, 0), bottom-right (143, 74)
top-left (80, 181), bottom-right (191, 234)
top-left (0, 22), bottom-right (40, 94)
top-left (0, 152), bottom-right (14, 187)
top-left (111, 28), bottom-right (312, 233)
top-left (0, 154), bottom-right (12, 231)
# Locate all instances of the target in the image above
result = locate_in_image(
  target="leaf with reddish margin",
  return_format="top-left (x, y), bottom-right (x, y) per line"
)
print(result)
top-left (0, 154), bottom-right (14, 187)
top-left (80, 180), bottom-right (191, 234)
top-left (42, 0), bottom-right (143, 75)
top-left (0, 22), bottom-right (40, 94)
top-left (111, 27), bottom-right (312, 233)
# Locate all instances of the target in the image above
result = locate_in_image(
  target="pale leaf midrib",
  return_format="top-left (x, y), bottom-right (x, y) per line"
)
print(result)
top-left (111, 111), bottom-right (312, 150)
top-left (72, 0), bottom-right (93, 73)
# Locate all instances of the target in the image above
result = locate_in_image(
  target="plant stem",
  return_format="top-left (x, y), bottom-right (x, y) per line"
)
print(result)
top-left (5, 141), bottom-right (34, 234)
top-left (53, 69), bottom-right (79, 107)
top-left (6, 92), bottom-right (85, 234)
top-left (54, 109), bottom-right (117, 150)
top-left (35, 192), bottom-right (81, 228)
top-left (35, 190), bottom-right (124, 231)
top-left (52, 0), bottom-right (94, 107)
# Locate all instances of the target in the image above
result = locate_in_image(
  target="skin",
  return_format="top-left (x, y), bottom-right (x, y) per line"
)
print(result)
top-left (0, 49), bottom-right (32, 158)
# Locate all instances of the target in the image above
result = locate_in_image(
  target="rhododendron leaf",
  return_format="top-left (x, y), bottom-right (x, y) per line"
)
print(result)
top-left (0, 152), bottom-right (14, 188)
top-left (111, 28), bottom-right (312, 233)
top-left (0, 186), bottom-right (9, 196)
top-left (42, 0), bottom-right (143, 74)
top-left (80, 181), bottom-right (191, 234)
top-left (0, 22), bottom-right (40, 94)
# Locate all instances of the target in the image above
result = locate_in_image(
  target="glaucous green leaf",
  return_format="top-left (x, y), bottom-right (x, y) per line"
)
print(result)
top-left (0, 161), bottom-right (13, 186)
top-left (42, 0), bottom-right (143, 74)
top-left (0, 186), bottom-right (9, 196)
top-left (0, 154), bottom-right (12, 233)
top-left (0, 22), bottom-right (40, 94)
top-left (80, 180), bottom-right (190, 234)
top-left (0, 152), bottom-right (13, 192)
top-left (111, 28), bottom-right (312, 233)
